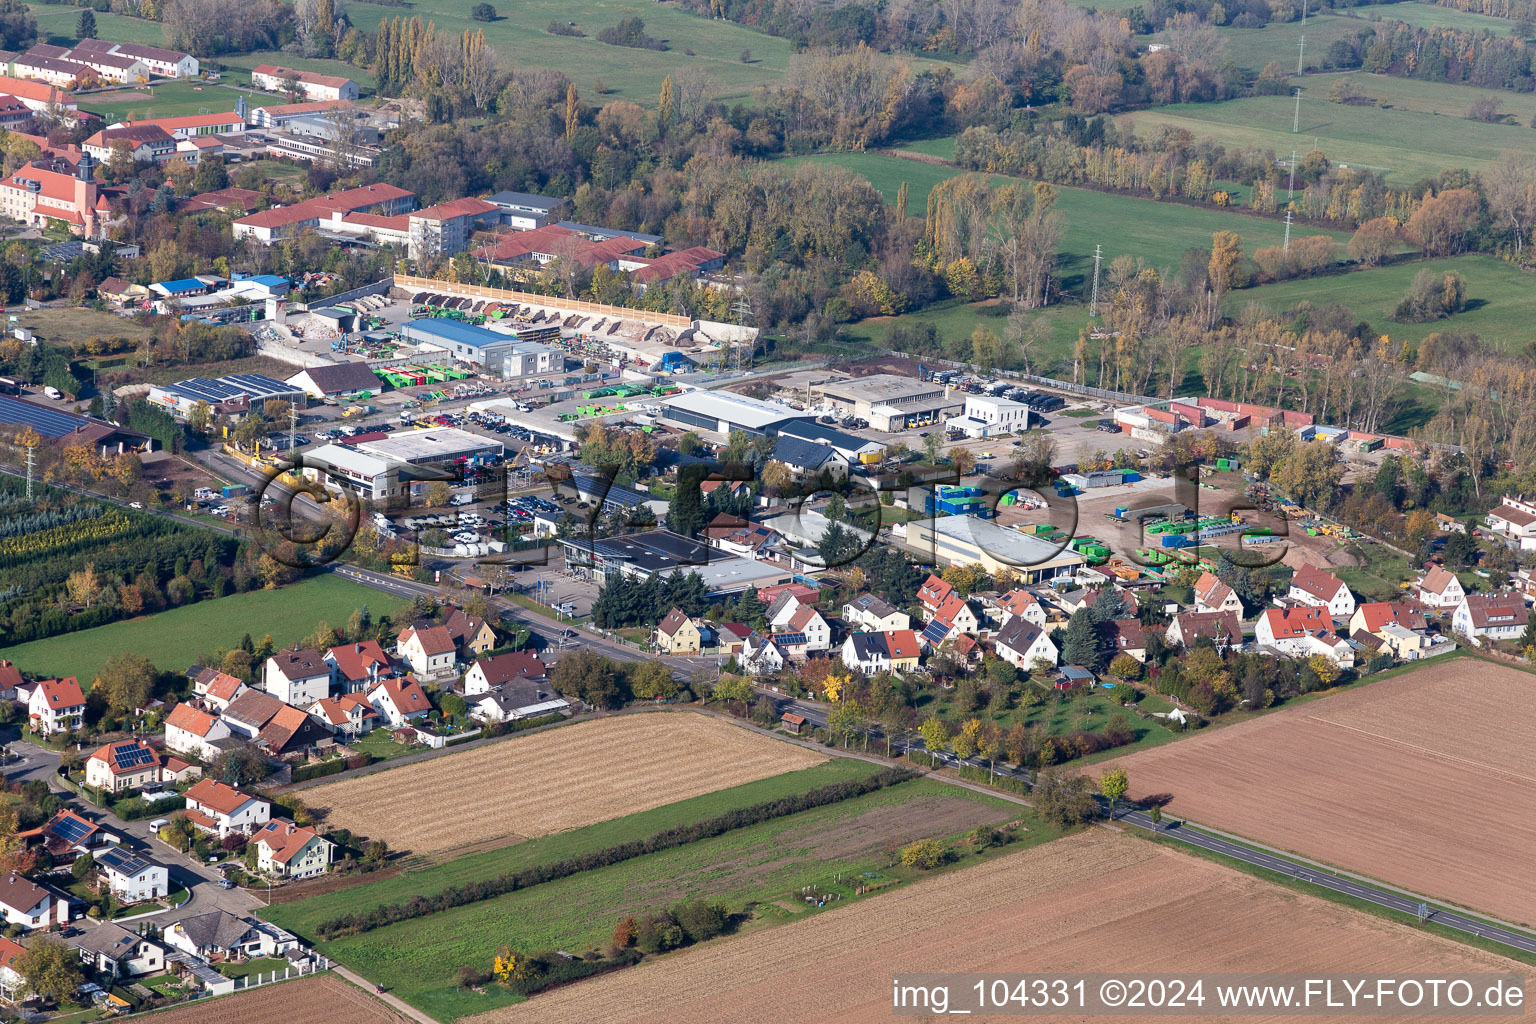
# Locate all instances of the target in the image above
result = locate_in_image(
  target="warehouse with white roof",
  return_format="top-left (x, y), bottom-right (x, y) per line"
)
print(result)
top-left (657, 389), bottom-right (809, 438)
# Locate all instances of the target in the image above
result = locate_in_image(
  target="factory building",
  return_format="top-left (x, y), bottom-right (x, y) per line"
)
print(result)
top-left (398, 319), bottom-right (562, 379)
top-left (815, 374), bottom-right (962, 432)
top-left (656, 390), bottom-right (809, 438)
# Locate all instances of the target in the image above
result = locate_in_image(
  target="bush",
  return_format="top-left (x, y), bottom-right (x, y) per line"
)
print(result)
top-left (471, 2), bottom-right (497, 20)
top-left (596, 16), bottom-right (664, 49)
top-left (291, 757), bottom-right (364, 783)
top-left (114, 796), bottom-right (184, 820)
top-left (898, 838), bottom-right (947, 869)
top-left (546, 19), bottom-right (584, 36)
top-left (1392, 270), bottom-right (1466, 323)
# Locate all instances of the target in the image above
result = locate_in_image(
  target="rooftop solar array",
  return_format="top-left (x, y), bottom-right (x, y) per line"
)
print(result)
top-left (0, 395), bottom-right (110, 439)
top-left (49, 814), bottom-right (92, 845)
top-left (110, 743), bottom-right (157, 771)
top-left (920, 619), bottom-right (950, 644)
top-left (160, 373), bottom-right (299, 404)
top-left (97, 847), bottom-right (152, 876)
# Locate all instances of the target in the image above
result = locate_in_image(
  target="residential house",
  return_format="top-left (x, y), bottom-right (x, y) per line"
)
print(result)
top-left (921, 591), bottom-right (979, 647)
top-left (325, 640), bottom-right (395, 693)
top-left (716, 622), bottom-right (752, 655)
top-left (397, 624), bottom-right (458, 678)
top-left (219, 690), bottom-right (287, 740)
top-left (367, 677), bottom-right (432, 728)
top-left (784, 603), bottom-right (832, 652)
top-left (1100, 618), bottom-right (1147, 662)
top-left (19, 809), bottom-right (120, 862)
top-left (263, 648), bottom-right (331, 707)
top-left (1255, 607), bottom-right (1354, 666)
top-left (464, 651), bottom-right (548, 694)
top-left (0, 873), bottom-right (68, 929)
top-left (160, 755), bottom-right (200, 785)
top-left (1376, 622), bottom-right (1433, 661)
top-left (251, 821), bottom-right (333, 880)
top-left (1286, 564), bottom-right (1357, 621)
top-left (995, 589), bottom-right (1047, 629)
top-left (771, 436), bottom-right (847, 479)
top-left (250, 64), bottom-right (360, 101)
top-left (164, 702), bottom-right (233, 760)
top-left (306, 693), bottom-right (380, 738)
top-left (842, 593), bottom-right (910, 632)
top-left (654, 608), bottom-right (703, 654)
top-left (993, 616), bottom-right (1059, 671)
top-left (1166, 610), bottom-right (1242, 651)
top-left (466, 679), bottom-right (570, 723)
top-left (440, 606), bottom-right (497, 657)
top-left (917, 575), bottom-right (955, 619)
top-left (72, 923), bottom-right (167, 978)
top-left (740, 632), bottom-right (786, 676)
top-left (1349, 601), bottom-right (1429, 638)
top-left (256, 705), bottom-right (334, 758)
top-left (1193, 571), bottom-right (1243, 615)
top-left (1451, 593), bottom-right (1528, 647)
top-left (1416, 566), bottom-right (1466, 611)
top-left (766, 591), bottom-right (807, 631)
top-left (183, 779), bottom-right (271, 837)
top-left (1484, 495), bottom-right (1536, 551)
top-left (166, 911), bottom-right (295, 961)
top-left (83, 739), bottom-right (162, 793)
top-left (768, 631), bottom-right (811, 664)
top-left (94, 848), bottom-right (168, 903)
top-left (0, 937), bottom-right (23, 1000)
top-left (881, 629), bottom-right (921, 672)
top-left (190, 667), bottom-right (246, 710)
top-left (26, 676), bottom-right (84, 736)
top-left (840, 629), bottom-right (922, 674)
top-left (0, 659), bottom-right (21, 700)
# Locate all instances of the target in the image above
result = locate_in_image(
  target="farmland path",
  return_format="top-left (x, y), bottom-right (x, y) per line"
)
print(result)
top-left (334, 965), bottom-right (439, 1024)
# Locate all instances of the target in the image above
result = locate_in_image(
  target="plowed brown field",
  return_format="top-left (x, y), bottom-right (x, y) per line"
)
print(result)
top-left (306, 713), bottom-right (826, 856)
top-left (1109, 658), bottom-right (1536, 925)
top-left (464, 829), bottom-right (1520, 1024)
top-left (147, 974), bottom-right (406, 1024)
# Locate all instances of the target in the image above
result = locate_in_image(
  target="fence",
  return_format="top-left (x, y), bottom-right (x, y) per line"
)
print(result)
top-left (228, 954), bottom-right (334, 992)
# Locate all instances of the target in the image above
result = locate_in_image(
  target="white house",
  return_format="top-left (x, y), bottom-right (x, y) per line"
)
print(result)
top-left (263, 648), bottom-right (331, 707)
top-left (191, 668), bottom-right (246, 710)
top-left (1255, 606), bottom-right (1352, 667)
top-left (464, 651), bottom-right (548, 695)
top-left (94, 847), bottom-right (169, 903)
top-left (930, 592), bottom-right (980, 636)
top-left (72, 922), bottom-right (167, 978)
top-left (252, 821), bottom-right (333, 879)
top-left (782, 603), bottom-right (832, 652)
top-left (993, 616), bottom-right (1059, 670)
top-left (1167, 609), bottom-right (1242, 650)
top-left (741, 633), bottom-right (786, 676)
top-left (84, 739), bottom-right (164, 793)
top-left (26, 676), bottom-right (85, 736)
top-left (946, 394), bottom-right (1032, 438)
top-left (1193, 571), bottom-right (1243, 615)
top-left (396, 625), bottom-right (457, 678)
top-left (183, 779), bottom-right (271, 837)
top-left (1286, 564), bottom-right (1356, 620)
top-left (72, 39), bottom-right (198, 78)
top-left (767, 591), bottom-right (807, 631)
top-left (367, 677), bottom-right (432, 727)
top-left (1416, 566), bottom-right (1465, 611)
top-left (1485, 495), bottom-right (1536, 551)
top-left (0, 873), bottom-right (68, 930)
top-left (164, 703), bottom-right (233, 761)
top-left (841, 632), bottom-right (890, 675)
top-left (0, 937), bottom-right (23, 1000)
top-left (250, 64), bottom-right (360, 102)
top-left (842, 593), bottom-right (910, 632)
top-left (306, 693), bottom-right (380, 738)
top-left (995, 589), bottom-right (1047, 629)
top-left (1451, 593), bottom-right (1527, 647)
top-left (325, 640), bottom-right (395, 692)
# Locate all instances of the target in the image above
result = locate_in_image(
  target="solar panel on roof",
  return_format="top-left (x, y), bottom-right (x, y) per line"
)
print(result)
top-left (98, 847), bottom-right (150, 875)
top-left (49, 815), bottom-right (92, 844)
top-left (111, 744), bottom-right (157, 770)
top-left (920, 620), bottom-right (950, 644)
top-left (0, 395), bottom-right (104, 439)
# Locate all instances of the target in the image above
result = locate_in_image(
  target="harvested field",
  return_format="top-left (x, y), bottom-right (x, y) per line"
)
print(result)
top-left (145, 974), bottom-right (406, 1024)
top-left (306, 713), bottom-right (827, 856)
top-left (1111, 659), bottom-right (1536, 925)
top-left (465, 829), bottom-right (1522, 1024)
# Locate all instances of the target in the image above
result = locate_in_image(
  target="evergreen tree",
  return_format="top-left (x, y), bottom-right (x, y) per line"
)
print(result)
top-left (565, 83), bottom-right (579, 141)
top-left (1089, 586), bottom-right (1120, 624)
top-left (667, 465), bottom-right (707, 539)
top-left (1061, 608), bottom-right (1100, 667)
top-left (658, 74), bottom-right (675, 130)
top-left (78, 8), bottom-right (96, 38)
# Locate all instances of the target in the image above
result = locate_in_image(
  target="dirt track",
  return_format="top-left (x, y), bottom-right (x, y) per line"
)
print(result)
top-left (1112, 659), bottom-right (1536, 925)
top-left (305, 713), bottom-right (827, 856)
top-left (464, 829), bottom-right (1523, 1024)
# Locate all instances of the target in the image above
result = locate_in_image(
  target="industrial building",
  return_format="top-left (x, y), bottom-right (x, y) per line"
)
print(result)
top-left (355, 427), bottom-right (503, 467)
top-left (905, 515), bottom-right (1086, 582)
top-left (947, 394), bottom-right (1034, 438)
top-left (558, 528), bottom-right (793, 596)
top-left (297, 443), bottom-right (401, 501)
top-left (0, 395), bottom-right (151, 456)
top-left (485, 191), bottom-right (567, 230)
top-left (657, 390), bottom-right (809, 438)
top-left (147, 374), bottom-right (305, 419)
top-left (399, 319), bottom-right (562, 379)
top-left (776, 420), bottom-right (886, 464)
top-left (284, 361), bottom-right (383, 398)
top-left (816, 374), bottom-right (962, 432)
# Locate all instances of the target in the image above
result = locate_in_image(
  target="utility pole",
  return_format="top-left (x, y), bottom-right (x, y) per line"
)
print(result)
top-left (1293, 88), bottom-right (1302, 133)
top-left (1089, 244), bottom-right (1103, 317)
top-left (23, 443), bottom-right (34, 500)
top-left (1283, 209), bottom-right (1293, 253)
top-left (1287, 149), bottom-right (1298, 201)
top-left (288, 403), bottom-right (298, 453)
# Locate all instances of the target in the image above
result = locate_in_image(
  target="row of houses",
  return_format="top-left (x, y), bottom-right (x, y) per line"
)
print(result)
top-left (7, 38), bottom-right (198, 86)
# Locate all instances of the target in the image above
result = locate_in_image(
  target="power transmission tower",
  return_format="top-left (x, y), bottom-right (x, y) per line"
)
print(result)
top-left (1283, 209), bottom-right (1293, 253)
top-left (1287, 149), bottom-right (1298, 200)
top-left (288, 402), bottom-right (299, 453)
top-left (1089, 244), bottom-right (1103, 317)
top-left (23, 444), bottom-right (34, 500)
top-left (1292, 88), bottom-right (1302, 132)
top-left (1297, 34), bottom-right (1306, 74)
top-left (730, 293), bottom-right (753, 372)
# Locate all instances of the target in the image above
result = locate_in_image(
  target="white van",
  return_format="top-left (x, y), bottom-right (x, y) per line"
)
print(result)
top-left (42, 386), bottom-right (62, 400)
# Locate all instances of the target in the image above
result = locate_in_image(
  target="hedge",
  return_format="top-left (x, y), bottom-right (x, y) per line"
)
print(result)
top-left (316, 767), bottom-right (916, 939)
top-left (292, 754), bottom-right (370, 784)
top-left (115, 795), bottom-right (185, 820)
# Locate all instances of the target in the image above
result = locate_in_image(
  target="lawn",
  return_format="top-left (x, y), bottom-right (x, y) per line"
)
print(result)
top-left (12, 307), bottom-right (153, 349)
top-left (1178, 14), bottom-right (1370, 76)
top-left (76, 81), bottom-right (256, 122)
top-left (1121, 91), bottom-right (1531, 183)
top-left (1302, 70), bottom-right (1536, 122)
top-left (918, 683), bottom-right (1183, 763)
top-left (1350, 1), bottom-right (1516, 35)
top-left (349, 730), bottom-right (417, 762)
top-left (1225, 253), bottom-right (1536, 355)
top-left (785, 152), bottom-right (1346, 296)
top-left (3, 574), bottom-right (406, 684)
top-left (216, 957), bottom-right (292, 979)
top-left (263, 758), bottom-right (884, 937)
top-left (31, 7), bottom-right (166, 47)
top-left (304, 777), bottom-right (1027, 1021)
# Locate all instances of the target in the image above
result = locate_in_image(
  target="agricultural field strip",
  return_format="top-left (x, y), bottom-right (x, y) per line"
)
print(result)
top-left (462, 829), bottom-right (1523, 1024)
top-left (140, 974), bottom-right (406, 1024)
top-left (1302, 715), bottom-right (1536, 787)
top-left (304, 713), bottom-right (828, 856)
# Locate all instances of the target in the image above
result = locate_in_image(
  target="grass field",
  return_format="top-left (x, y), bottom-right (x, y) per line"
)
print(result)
top-left (786, 152), bottom-right (1345, 294)
top-left (1227, 253), bottom-right (1536, 354)
top-left (3, 574), bottom-right (405, 684)
top-left (307, 778), bottom-right (1025, 1021)
top-left (76, 81), bottom-right (256, 122)
top-left (31, 7), bottom-right (165, 48)
top-left (1180, 14), bottom-right (1368, 76)
top-left (1351, 1), bottom-right (1516, 34)
top-left (264, 758), bottom-right (884, 937)
top-left (14, 307), bottom-right (153, 348)
top-left (1122, 92), bottom-right (1532, 183)
top-left (1303, 71), bottom-right (1536, 122)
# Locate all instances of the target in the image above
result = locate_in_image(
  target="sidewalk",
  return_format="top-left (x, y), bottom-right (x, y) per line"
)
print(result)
top-left (334, 965), bottom-right (438, 1024)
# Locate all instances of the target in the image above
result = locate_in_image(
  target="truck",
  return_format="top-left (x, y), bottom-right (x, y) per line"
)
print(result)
top-left (449, 492), bottom-right (475, 507)
top-left (42, 386), bottom-right (62, 400)
top-left (221, 484), bottom-right (248, 498)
